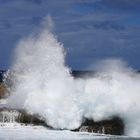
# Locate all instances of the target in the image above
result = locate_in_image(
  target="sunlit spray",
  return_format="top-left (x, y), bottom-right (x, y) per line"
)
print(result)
top-left (5, 17), bottom-right (140, 136)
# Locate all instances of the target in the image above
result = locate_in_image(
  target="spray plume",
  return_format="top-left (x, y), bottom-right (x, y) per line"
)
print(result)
top-left (4, 17), bottom-right (140, 136)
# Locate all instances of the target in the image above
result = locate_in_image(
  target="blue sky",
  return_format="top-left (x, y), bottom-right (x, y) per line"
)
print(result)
top-left (0, 0), bottom-right (140, 70)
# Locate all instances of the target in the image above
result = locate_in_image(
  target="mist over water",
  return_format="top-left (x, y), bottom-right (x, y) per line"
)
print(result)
top-left (4, 18), bottom-right (140, 136)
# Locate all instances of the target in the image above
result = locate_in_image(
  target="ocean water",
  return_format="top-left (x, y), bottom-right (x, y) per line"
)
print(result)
top-left (0, 124), bottom-right (139, 140)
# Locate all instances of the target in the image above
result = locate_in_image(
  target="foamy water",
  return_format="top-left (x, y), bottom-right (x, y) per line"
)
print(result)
top-left (0, 124), bottom-right (136, 140)
top-left (4, 18), bottom-right (140, 136)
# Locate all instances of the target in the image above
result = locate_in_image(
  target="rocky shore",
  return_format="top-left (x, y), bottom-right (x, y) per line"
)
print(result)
top-left (0, 70), bottom-right (124, 135)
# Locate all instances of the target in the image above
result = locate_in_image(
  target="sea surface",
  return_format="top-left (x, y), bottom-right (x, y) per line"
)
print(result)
top-left (0, 123), bottom-right (139, 140)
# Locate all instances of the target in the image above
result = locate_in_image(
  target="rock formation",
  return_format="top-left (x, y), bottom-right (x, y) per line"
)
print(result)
top-left (0, 70), bottom-right (125, 135)
top-left (77, 117), bottom-right (124, 135)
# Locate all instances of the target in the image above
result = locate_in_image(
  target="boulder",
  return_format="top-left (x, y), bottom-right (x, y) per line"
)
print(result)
top-left (77, 117), bottom-right (124, 135)
top-left (0, 108), bottom-right (46, 126)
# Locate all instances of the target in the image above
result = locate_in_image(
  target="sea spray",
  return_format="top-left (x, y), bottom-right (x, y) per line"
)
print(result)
top-left (5, 22), bottom-right (82, 129)
top-left (82, 60), bottom-right (140, 136)
top-left (4, 18), bottom-right (140, 136)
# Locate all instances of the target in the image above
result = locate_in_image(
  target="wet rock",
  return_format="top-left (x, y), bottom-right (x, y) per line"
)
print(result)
top-left (0, 108), bottom-right (46, 126)
top-left (0, 70), bottom-right (5, 83)
top-left (78, 117), bottom-right (124, 135)
top-left (0, 108), bottom-right (124, 135)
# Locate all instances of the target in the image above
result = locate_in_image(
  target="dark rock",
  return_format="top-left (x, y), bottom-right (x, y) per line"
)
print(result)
top-left (0, 70), bottom-right (5, 83)
top-left (0, 108), bottom-right (46, 126)
top-left (0, 108), bottom-right (124, 135)
top-left (76, 117), bottom-right (124, 135)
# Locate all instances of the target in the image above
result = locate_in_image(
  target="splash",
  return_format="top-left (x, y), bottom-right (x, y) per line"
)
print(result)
top-left (5, 18), bottom-right (140, 136)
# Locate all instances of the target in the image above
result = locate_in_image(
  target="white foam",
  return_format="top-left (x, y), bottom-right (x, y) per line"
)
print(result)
top-left (4, 18), bottom-right (140, 136)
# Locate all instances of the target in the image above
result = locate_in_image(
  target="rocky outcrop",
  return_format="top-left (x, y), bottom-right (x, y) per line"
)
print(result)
top-left (0, 70), bottom-right (125, 135)
top-left (77, 117), bottom-right (124, 135)
top-left (0, 108), bottom-right (124, 135)
top-left (0, 70), bottom-right (5, 83)
top-left (0, 108), bottom-right (45, 126)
